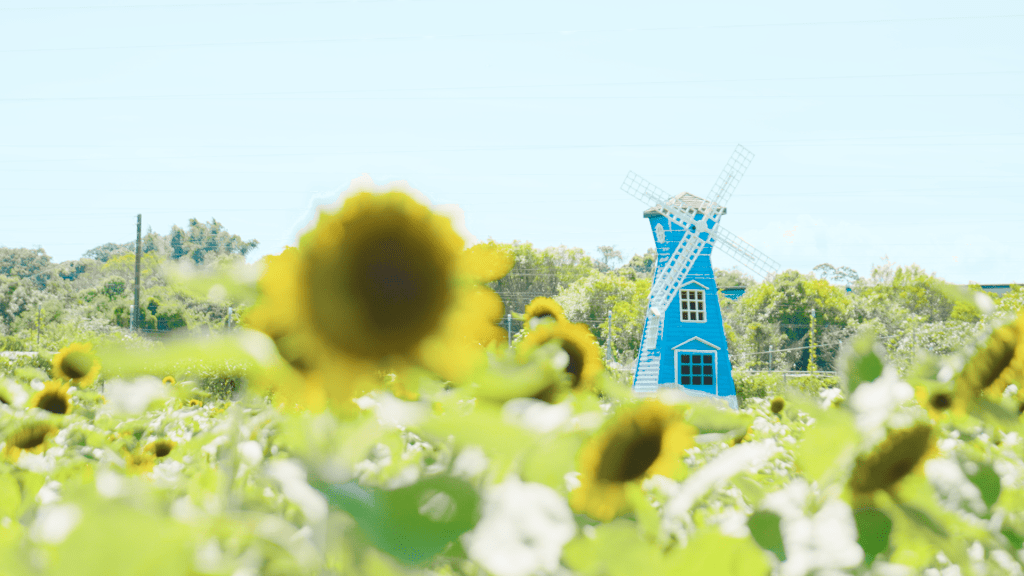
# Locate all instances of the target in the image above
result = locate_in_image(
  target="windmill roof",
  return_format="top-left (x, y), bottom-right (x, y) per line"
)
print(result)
top-left (643, 192), bottom-right (727, 219)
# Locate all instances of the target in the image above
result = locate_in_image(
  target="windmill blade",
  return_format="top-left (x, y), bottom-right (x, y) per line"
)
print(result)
top-left (701, 145), bottom-right (754, 218)
top-left (622, 172), bottom-right (707, 232)
top-left (647, 223), bottom-right (713, 318)
top-left (713, 226), bottom-right (781, 280)
top-left (621, 171), bottom-right (674, 207)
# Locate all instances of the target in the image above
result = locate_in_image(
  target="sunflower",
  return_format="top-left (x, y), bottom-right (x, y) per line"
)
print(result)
top-left (3, 421), bottom-right (58, 461)
top-left (188, 399), bottom-right (203, 407)
top-left (848, 423), bottom-right (935, 496)
top-left (570, 400), bottom-right (697, 521)
top-left (517, 322), bottom-right (604, 401)
top-left (914, 381), bottom-right (955, 421)
top-left (28, 381), bottom-right (72, 415)
top-left (51, 342), bottom-right (101, 387)
top-left (523, 297), bottom-right (567, 329)
top-left (162, 376), bottom-right (176, 386)
top-left (954, 315), bottom-right (1024, 407)
top-left (770, 396), bottom-right (785, 414)
top-left (125, 451), bottom-right (156, 475)
top-left (143, 438), bottom-right (176, 458)
top-left (249, 187), bottom-right (511, 412)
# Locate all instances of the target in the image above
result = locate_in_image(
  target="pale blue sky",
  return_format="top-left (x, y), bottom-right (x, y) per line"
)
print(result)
top-left (1, 0), bottom-right (1021, 284)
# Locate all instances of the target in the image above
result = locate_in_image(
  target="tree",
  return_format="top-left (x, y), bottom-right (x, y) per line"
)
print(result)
top-left (486, 241), bottom-right (600, 319)
top-left (0, 247), bottom-right (53, 289)
top-left (617, 248), bottom-right (656, 282)
top-left (167, 218), bottom-right (259, 265)
top-left (724, 270), bottom-right (853, 371)
top-left (596, 245), bottom-right (624, 270)
top-left (83, 242), bottom-right (132, 263)
top-left (812, 263), bottom-right (860, 285)
top-left (714, 266), bottom-right (755, 288)
top-left (554, 271), bottom-right (650, 363)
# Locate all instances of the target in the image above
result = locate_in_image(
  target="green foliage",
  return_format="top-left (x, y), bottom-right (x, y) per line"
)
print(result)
top-left (724, 270), bottom-right (852, 372)
top-left (169, 217), bottom-right (259, 264)
top-left (83, 241), bottom-right (133, 262)
top-left (555, 271), bottom-right (650, 363)
top-left (0, 247), bottom-right (53, 289)
top-left (732, 370), bottom-right (838, 407)
top-left (487, 241), bottom-right (600, 317)
top-left (311, 475), bottom-right (480, 565)
top-left (747, 510), bottom-right (785, 561)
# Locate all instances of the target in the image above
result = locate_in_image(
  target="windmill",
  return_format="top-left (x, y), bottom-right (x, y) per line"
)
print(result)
top-left (621, 145), bottom-right (779, 408)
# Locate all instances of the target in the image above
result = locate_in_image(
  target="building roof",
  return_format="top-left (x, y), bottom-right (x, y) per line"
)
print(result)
top-left (643, 192), bottom-right (727, 219)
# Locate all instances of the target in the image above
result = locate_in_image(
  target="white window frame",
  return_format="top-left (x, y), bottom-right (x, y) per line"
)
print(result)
top-left (674, 349), bottom-right (718, 395)
top-left (678, 281), bottom-right (708, 323)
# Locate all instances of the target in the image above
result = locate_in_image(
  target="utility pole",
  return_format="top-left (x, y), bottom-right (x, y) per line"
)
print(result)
top-left (605, 310), bottom-right (613, 362)
top-left (507, 314), bottom-right (512, 348)
top-left (36, 304), bottom-right (41, 348)
top-left (769, 345), bottom-right (773, 371)
top-left (807, 307), bottom-right (817, 373)
top-left (133, 214), bottom-right (142, 333)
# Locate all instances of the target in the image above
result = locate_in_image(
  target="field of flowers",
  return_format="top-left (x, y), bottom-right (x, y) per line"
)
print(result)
top-left (2, 180), bottom-right (1024, 576)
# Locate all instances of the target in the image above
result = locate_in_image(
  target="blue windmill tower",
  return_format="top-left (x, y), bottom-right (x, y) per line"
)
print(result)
top-left (620, 145), bottom-right (779, 408)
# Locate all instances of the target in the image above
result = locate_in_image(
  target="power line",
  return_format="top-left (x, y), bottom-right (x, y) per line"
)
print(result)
top-left (2, 13), bottom-right (1021, 52)
top-left (2, 70), bottom-right (1022, 102)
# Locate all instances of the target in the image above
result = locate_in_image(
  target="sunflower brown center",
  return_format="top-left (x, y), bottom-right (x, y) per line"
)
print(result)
top-left (595, 425), bottom-right (663, 483)
top-left (153, 442), bottom-right (172, 457)
top-left (309, 214), bottom-right (454, 359)
top-left (969, 327), bottom-right (1018, 389)
top-left (930, 393), bottom-right (952, 410)
top-left (61, 351), bottom-right (93, 379)
top-left (15, 428), bottom-right (49, 450)
top-left (560, 341), bottom-right (585, 386)
top-left (37, 393), bottom-right (68, 414)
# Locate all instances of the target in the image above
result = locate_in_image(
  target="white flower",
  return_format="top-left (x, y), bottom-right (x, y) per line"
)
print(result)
top-left (819, 387), bottom-right (843, 408)
top-left (849, 367), bottom-right (914, 444)
top-left (761, 481), bottom-right (863, 576)
top-left (266, 459), bottom-right (328, 524)
top-left (924, 459), bottom-right (987, 516)
top-left (100, 377), bottom-right (167, 415)
top-left (663, 440), bottom-right (779, 520)
top-left (502, 398), bottom-right (573, 433)
top-left (30, 504), bottom-right (82, 544)
top-left (462, 476), bottom-right (575, 576)
top-left (238, 440), bottom-right (264, 467)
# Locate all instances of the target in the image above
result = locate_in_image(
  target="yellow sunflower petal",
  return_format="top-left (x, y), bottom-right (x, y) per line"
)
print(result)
top-left (523, 297), bottom-right (567, 327)
top-left (571, 400), bottom-right (696, 520)
top-left (28, 381), bottom-right (73, 415)
top-left (518, 322), bottom-right (605, 396)
top-left (3, 421), bottom-right (59, 461)
top-left (51, 342), bottom-right (101, 387)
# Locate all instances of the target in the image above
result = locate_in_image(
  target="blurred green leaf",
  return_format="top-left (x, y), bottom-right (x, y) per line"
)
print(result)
top-left (684, 403), bottom-right (753, 434)
top-left (312, 475), bottom-right (480, 565)
top-left (96, 333), bottom-right (258, 379)
top-left (853, 507), bottom-right (891, 566)
top-left (796, 409), bottom-right (856, 482)
top-left (963, 461), bottom-right (1001, 510)
top-left (837, 331), bottom-right (884, 396)
top-left (666, 530), bottom-right (770, 575)
top-left (732, 474), bottom-right (766, 506)
top-left (894, 501), bottom-right (948, 538)
top-left (747, 510), bottom-right (785, 562)
top-left (1001, 527), bottom-right (1023, 549)
top-left (520, 432), bottom-right (585, 491)
top-left (563, 520), bottom-right (665, 576)
top-left (624, 484), bottom-right (661, 542)
top-left (0, 474), bottom-right (20, 518)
